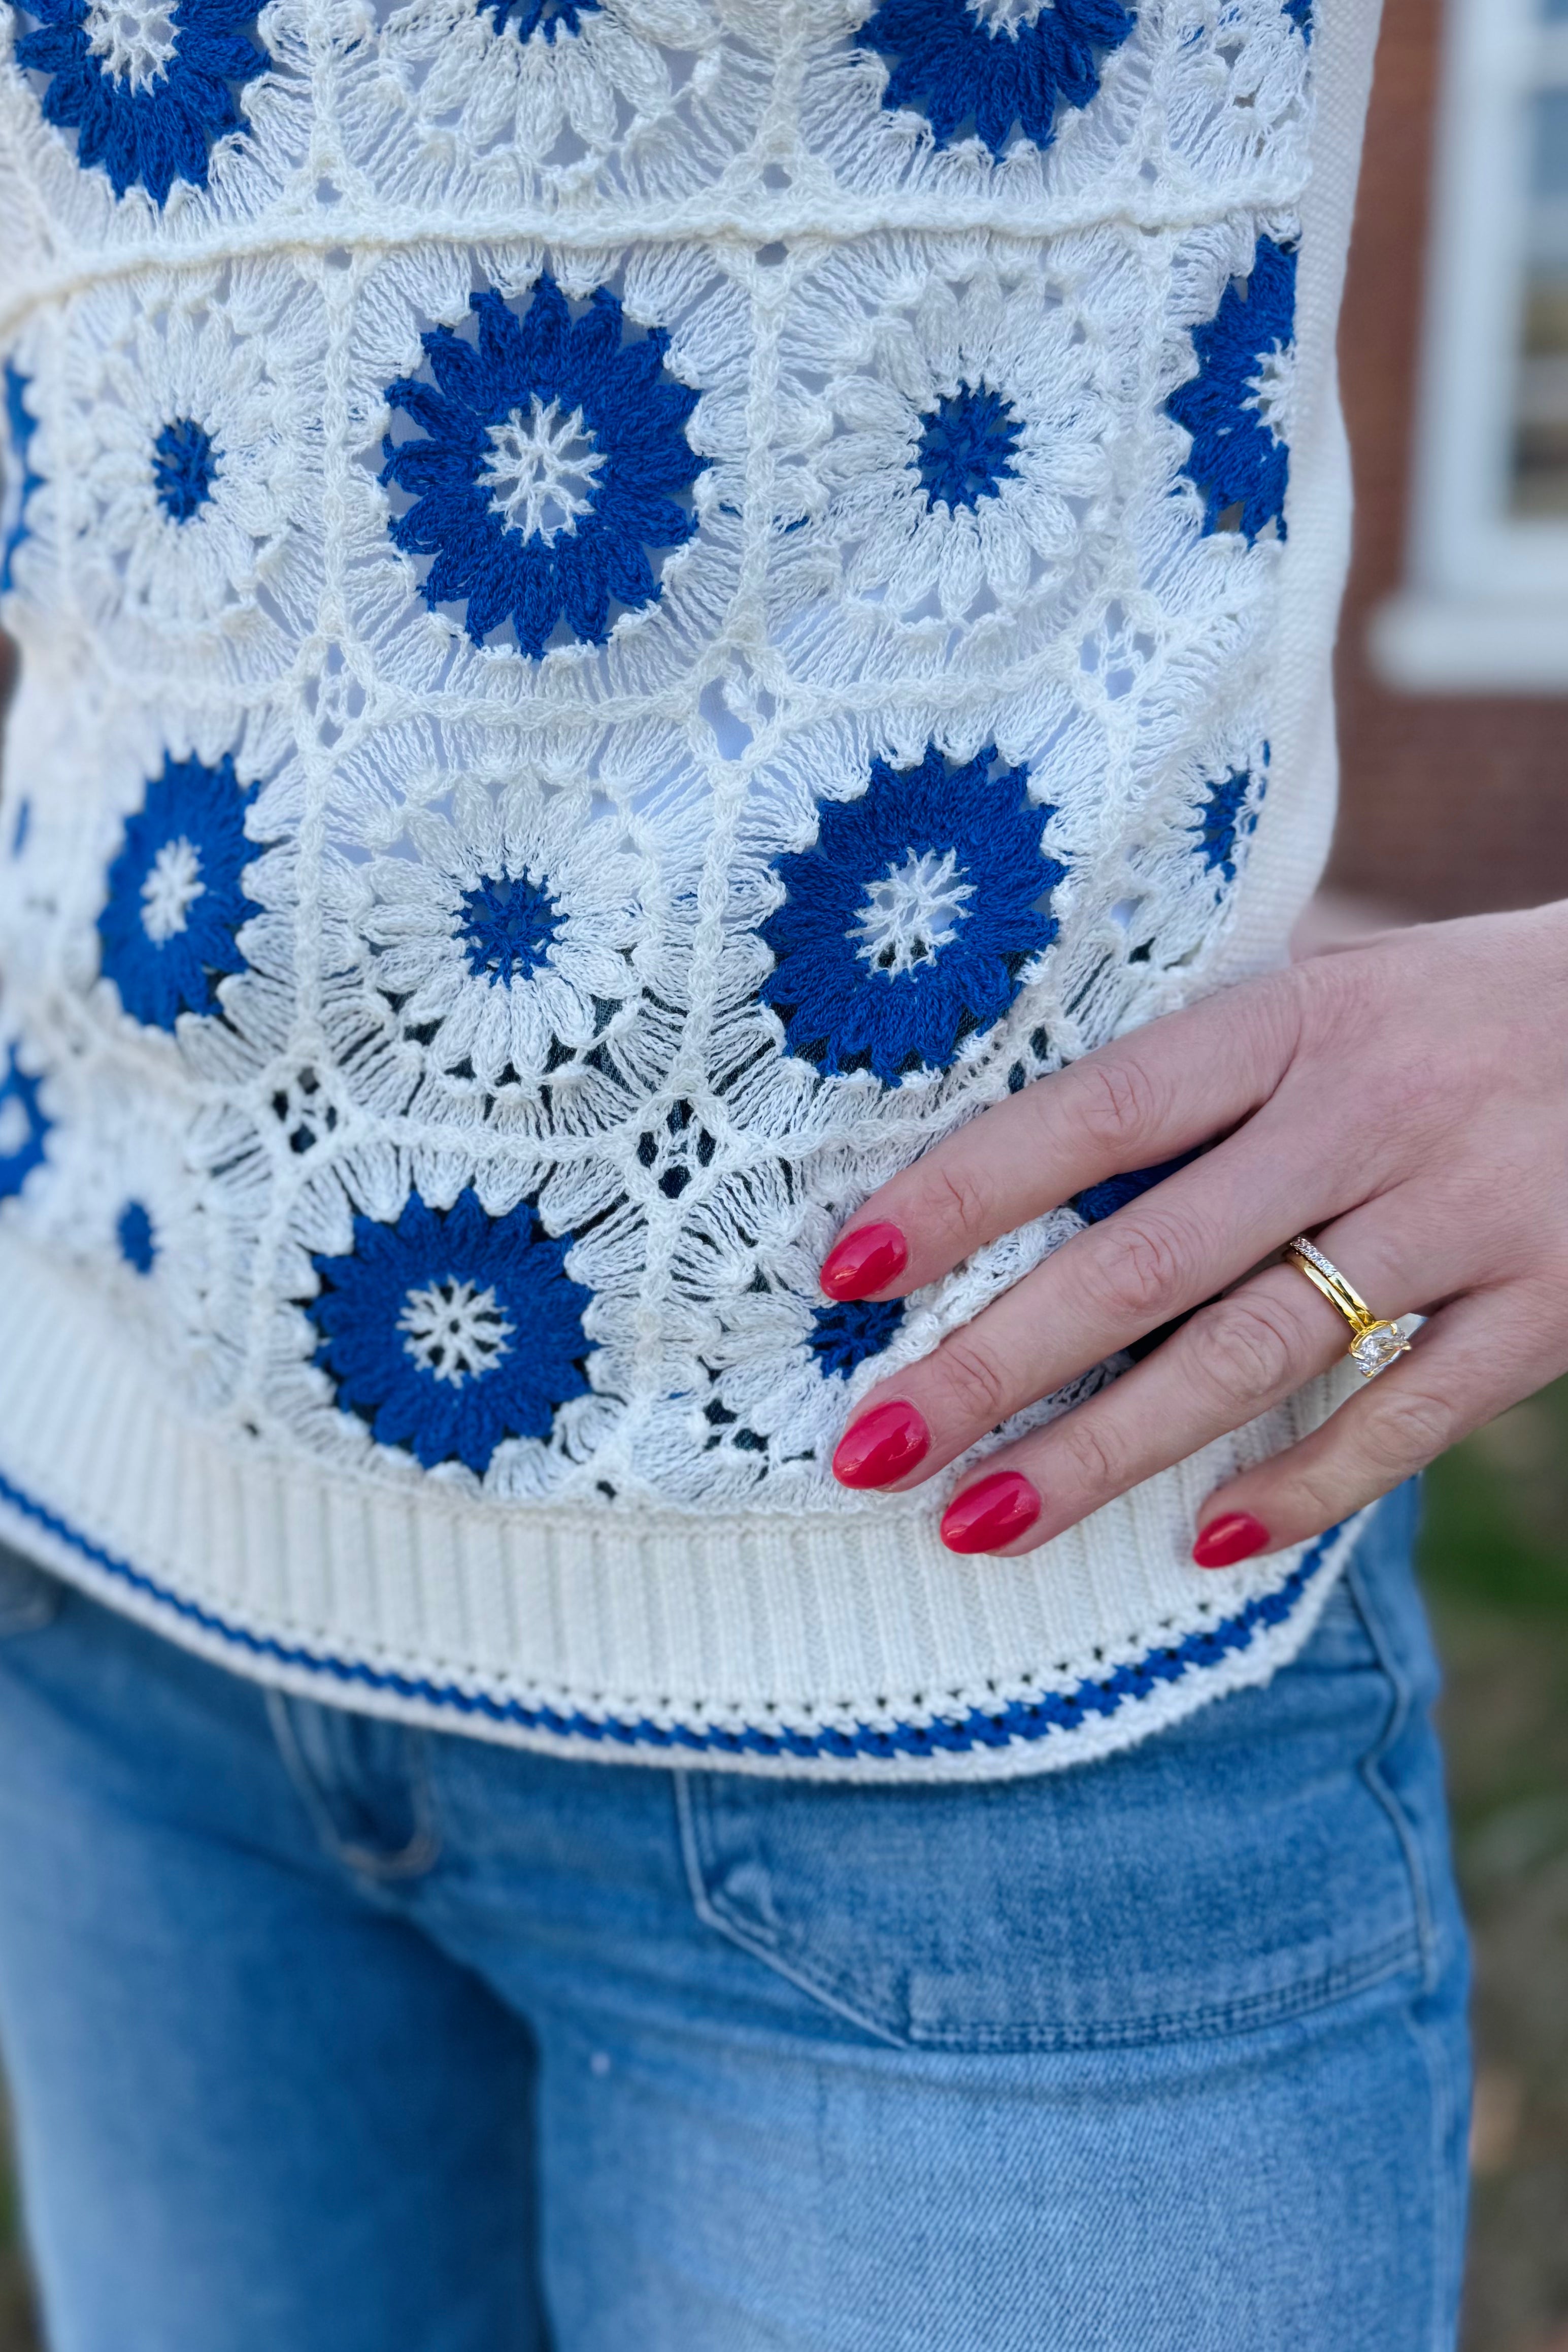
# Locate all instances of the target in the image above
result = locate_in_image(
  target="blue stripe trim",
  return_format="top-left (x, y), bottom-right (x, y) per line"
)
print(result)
top-left (0, 1464), bottom-right (1340, 1763)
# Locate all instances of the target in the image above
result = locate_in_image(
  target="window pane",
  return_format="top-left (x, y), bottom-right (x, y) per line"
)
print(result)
top-left (1511, 89), bottom-right (1568, 513)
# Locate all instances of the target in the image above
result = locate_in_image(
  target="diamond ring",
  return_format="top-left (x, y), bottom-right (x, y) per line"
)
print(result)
top-left (1282, 1237), bottom-right (1413, 1380)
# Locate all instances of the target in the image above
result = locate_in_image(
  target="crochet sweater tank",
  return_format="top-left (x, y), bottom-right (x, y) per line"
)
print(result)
top-left (0, 0), bottom-right (1380, 1778)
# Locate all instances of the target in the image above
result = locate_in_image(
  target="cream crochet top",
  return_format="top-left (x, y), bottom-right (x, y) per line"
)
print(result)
top-left (0, 0), bottom-right (1381, 1775)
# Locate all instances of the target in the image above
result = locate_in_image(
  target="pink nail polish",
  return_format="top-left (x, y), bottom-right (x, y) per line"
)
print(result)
top-left (1192, 1511), bottom-right (1271, 1569)
top-left (820, 1221), bottom-right (908, 1302)
top-left (832, 1401), bottom-right (930, 1489)
top-left (940, 1472), bottom-right (1042, 1555)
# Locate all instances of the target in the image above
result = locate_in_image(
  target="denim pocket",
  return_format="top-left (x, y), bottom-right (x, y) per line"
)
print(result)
top-left (681, 1505), bottom-right (1442, 2052)
top-left (0, 1539), bottom-right (63, 1638)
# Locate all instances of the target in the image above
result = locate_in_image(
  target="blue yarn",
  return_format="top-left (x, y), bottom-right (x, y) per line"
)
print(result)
top-left (381, 275), bottom-right (706, 658)
top-left (116, 1199), bottom-right (157, 1273)
top-left (808, 1294), bottom-right (906, 1380)
top-left (0, 1449), bottom-right (1343, 1761)
top-left (458, 871), bottom-right (559, 984)
top-left (14, 0), bottom-right (267, 205)
top-left (1283, 0), bottom-right (1312, 37)
top-left (150, 416), bottom-right (218, 521)
top-left (916, 382), bottom-right (1022, 512)
top-left (1167, 237), bottom-right (1298, 544)
top-left (856, 0), bottom-right (1136, 158)
top-left (1073, 1149), bottom-right (1200, 1226)
top-left (1190, 767), bottom-right (1262, 884)
top-left (760, 743), bottom-right (1063, 1087)
top-left (482, 0), bottom-right (598, 34)
top-left (10, 801), bottom-right (30, 857)
top-left (307, 1186), bottom-right (593, 1477)
top-left (97, 750), bottom-right (262, 1033)
top-left (1, 365), bottom-right (43, 595)
top-left (0, 1050), bottom-right (50, 1202)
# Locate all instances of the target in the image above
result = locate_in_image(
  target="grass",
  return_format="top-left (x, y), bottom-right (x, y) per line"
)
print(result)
top-left (0, 1398), bottom-right (1564, 2347)
top-left (1424, 1378), bottom-right (1568, 2352)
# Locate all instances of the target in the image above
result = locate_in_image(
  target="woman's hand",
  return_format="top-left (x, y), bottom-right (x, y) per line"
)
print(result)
top-left (821, 902), bottom-right (1568, 1563)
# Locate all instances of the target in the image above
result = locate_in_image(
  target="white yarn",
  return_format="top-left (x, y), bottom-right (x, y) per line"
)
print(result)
top-left (0, 0), bottom-right (1378, 1775)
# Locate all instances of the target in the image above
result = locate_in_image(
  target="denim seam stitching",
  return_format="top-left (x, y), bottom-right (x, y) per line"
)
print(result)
top-left (674, 1775), bottom-right (908, 2050)
top-left (1345, 1511), bottom-right (1440, 1990)
top-left (679, 1757), bottom-right (1422, 2053)
top-left (263, 1687), bottom-right (444, 1883)
top-left (1399, 1983), bottom-right (1471, 2349)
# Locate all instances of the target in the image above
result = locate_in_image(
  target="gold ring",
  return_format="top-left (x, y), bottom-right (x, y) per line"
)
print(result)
top-left (1283, 1236), bottom-right (1412, 1380)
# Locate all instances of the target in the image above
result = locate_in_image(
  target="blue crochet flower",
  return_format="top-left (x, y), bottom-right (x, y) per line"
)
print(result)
top-left (307, 1187), bottom-right (593, 1475)
top-left (760, 743), bottom-right (1064, 1086)
top-left (116, 1198), bottom-right (157, 1272)
top-left (856, 0), bottom-right (1136, 158)
top-left (1, 365), bottom-right (42, 595)
top-left (14, 0), bottom-right (268, 206)
top-left (1190, 767), bottom-right (1263, 884)
top-left (1167, 237), bottom-right (1298, 545)
top-left (381, 275), bottom-right (706, 659)
top-left (808, 1295), bottom-right (906, 1380)
top-left (916, 382), bottom-right (1022, 512)
top-left (483, 0), bottom-right (598, 32)
top-left (150, 416), bottom-right (219, 521)
top-left (97, 750), bottom-right (261, 1033)
top-left (0, 1049), bottom-right (50, 1202)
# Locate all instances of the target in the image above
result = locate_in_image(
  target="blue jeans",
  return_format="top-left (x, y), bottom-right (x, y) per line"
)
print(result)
top-left (0, 1487), bottom-right (1469, 2352)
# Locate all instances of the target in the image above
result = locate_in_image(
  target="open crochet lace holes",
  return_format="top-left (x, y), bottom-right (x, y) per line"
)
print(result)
top-left (635, 1097), bottom-right (717, 1203)
top-left (1077, 601), bottom-right (1157, 704)
top-left (699, 661), bottom-right (776, 763)
top-left (270, 1066), bottom-right (340, 1155)
top-left (301, 647), bottom-right (366, 748)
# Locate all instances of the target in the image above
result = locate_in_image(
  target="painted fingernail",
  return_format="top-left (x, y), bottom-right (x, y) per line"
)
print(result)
top-left (832, 1401), bottom-right (930, 1489)
top-left (940, 1472), bottom-right (1042, 1555)
top-left (820, 1221), bottom-right (908, 1302)
top-left (1192, 1511), bottom-right (1271, 1569)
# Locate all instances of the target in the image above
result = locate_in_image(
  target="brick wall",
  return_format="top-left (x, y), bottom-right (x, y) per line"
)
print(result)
top-left (1330, 0), bottom-right (1568, 920)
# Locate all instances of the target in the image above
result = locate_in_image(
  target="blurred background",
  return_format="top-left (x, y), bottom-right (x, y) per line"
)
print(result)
top-left (1, 0), bottom-right (1568, 2342)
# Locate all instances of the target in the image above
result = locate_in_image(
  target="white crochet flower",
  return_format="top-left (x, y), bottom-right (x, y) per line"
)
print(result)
top-left (442, 1), bottom-right (704, 154)
top-left (59, 266), bottom-right (321, 678)
top-left (778, 256), bottom-right (1114, 640)
top-left (23, 1069), bottom-right (262, 1409)
top-left (79, 317), bottom-right (284, 622)
top-left (364, 0), bottom-right (749, 194)
top-left (347, 773), bottom-right (644, 1094)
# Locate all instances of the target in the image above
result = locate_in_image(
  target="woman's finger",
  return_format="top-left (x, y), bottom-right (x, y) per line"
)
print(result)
top-left (820, 968), bottom-right (1307, 1301)
top-left (926, 1260), bottom-right (1348, 1552)
top-left (830, 1135), bottom-right (1496, 1496)
top-left (844, 1192), bottom-right (1497, 1551)
top-left (914, 1194), bottom-right (1476, 1551)
top-left (1190, 1281), bottom-right (1568, 1564)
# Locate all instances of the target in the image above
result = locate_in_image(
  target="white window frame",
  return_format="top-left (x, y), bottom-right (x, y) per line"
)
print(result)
top-left (1372, 0), bottom-right (1568, 690)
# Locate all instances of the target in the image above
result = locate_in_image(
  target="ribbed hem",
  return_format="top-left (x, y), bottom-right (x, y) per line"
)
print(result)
top-left (0, 1231), bottom-right (1366, 1781)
